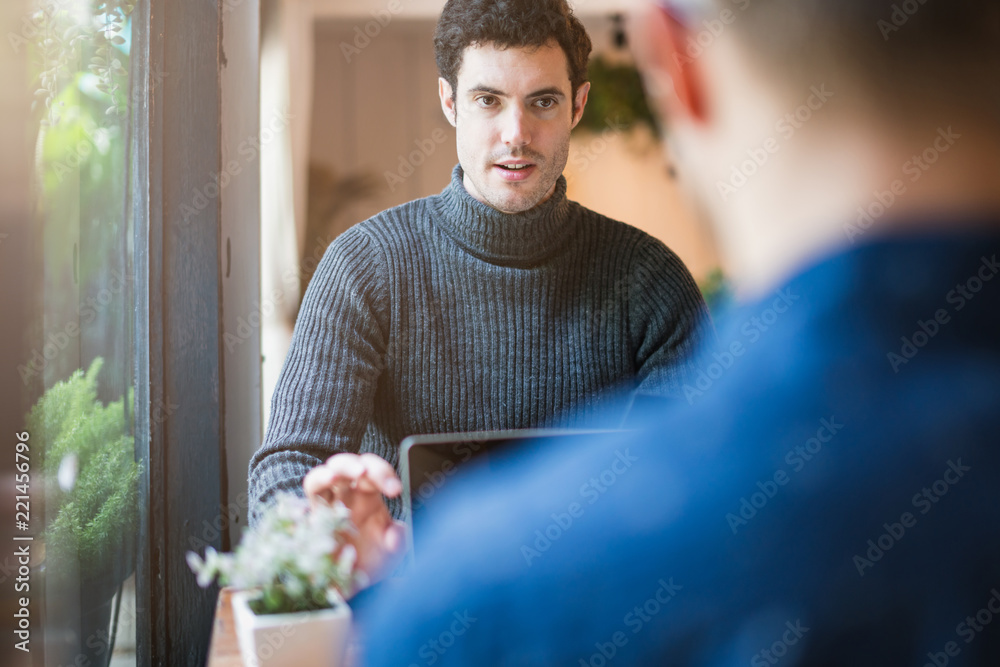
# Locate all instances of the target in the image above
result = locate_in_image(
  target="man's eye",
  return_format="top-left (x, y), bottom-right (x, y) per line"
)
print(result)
top-left (477, 95), bottom-right (498, 107)
top-left (535, 98), bottom-right (556, 109)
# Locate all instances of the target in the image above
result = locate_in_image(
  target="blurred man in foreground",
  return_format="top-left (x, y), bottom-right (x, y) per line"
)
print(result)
top-left (360, 0), bottom-right (1000, 663)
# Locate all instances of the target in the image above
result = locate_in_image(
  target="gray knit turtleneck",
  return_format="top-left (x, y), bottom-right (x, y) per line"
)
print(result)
top-left (249, 165), bottom-right (709, 522)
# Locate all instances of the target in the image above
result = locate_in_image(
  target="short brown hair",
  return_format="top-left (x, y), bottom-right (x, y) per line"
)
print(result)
top-left (434, 0), bottom-right (592, 103)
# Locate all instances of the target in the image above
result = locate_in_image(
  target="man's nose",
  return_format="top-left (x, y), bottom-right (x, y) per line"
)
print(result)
top-left (500, 105), bottom-right (531, 147)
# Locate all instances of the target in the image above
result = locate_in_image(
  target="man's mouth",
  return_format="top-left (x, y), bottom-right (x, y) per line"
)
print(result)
top-left (494, 161), bottom-right (536, 181)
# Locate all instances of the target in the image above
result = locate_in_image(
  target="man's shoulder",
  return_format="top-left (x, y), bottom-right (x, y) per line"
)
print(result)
top-left (341, 192), bottom-right (448, 256)
top-left (569, 201), bottom-right (652, 243)
top-left (567, 201), bottom-right (688, 269)
top-left (351, 195), bottom-right (435, 237)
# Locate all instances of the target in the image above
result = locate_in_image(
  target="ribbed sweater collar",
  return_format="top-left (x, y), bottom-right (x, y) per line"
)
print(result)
top-left (433, 164), bottom-right (574, 264)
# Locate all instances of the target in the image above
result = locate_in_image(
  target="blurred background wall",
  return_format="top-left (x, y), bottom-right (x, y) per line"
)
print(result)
top-left (261, 0), bottom-right (723, 422)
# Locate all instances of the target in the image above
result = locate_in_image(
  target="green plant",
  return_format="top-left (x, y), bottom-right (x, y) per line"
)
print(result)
top-left (31, 0), bottom-right (136, 126)
top-left (576, 55), bottom-right (659, 137)
top-left (27, 357), bottom-right (140, 578)
top-left (187, 494), bottom-right (362, 615)
top-left (699, 268), bottom-right (733, 318)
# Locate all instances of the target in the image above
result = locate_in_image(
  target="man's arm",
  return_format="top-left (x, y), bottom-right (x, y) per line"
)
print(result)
top-left (248, 225), bottom-right (390, 525)
top-left (628, 237), bottom-right (713, 400)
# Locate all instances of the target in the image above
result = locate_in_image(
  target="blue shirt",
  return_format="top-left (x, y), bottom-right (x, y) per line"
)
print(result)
top-left (359, 232), bottom-right (1000, 666)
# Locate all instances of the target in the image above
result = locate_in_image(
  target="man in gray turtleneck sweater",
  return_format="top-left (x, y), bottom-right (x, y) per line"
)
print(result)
top-left (248, 0), bottom-right (709, 581)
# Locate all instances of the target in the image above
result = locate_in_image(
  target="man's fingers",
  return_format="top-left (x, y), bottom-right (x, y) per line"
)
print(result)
top-left (359, 453), bottom-right (403, 497)
top-left (305, 454), bottom-right (372, 498)
top-left (322, 453), bottom-right (366, 483)
top-left (303, 464), bottom-right (339, 501)
top-left (302, 451), bottom-right (401, 543)
top-left (313, 453), bottom-right (399, 497)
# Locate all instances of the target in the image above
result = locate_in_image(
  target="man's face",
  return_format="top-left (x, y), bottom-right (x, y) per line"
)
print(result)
top-left (439, 41), bottom-right (590, 214)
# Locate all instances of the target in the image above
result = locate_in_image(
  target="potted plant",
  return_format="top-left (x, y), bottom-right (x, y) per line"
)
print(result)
top-left (187, 493), bottom-right (362, 667)
top-left (28, 357), bottom-right (140, 666)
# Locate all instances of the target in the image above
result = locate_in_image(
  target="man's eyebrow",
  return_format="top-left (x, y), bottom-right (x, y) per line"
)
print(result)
top-left (466, 85), bottom-right (567, 99)
top-left (527, 87), bottom-right (566, 98)
top-left (467, 85), bottom-right (506, 97)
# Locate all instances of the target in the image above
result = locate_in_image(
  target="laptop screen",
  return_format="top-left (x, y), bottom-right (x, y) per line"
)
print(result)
top-left (400, 429), bottom-right (618, 556)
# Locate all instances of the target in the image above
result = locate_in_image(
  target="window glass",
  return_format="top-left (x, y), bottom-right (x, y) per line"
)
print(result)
top-left (24, 0), bottom-right (140, 663)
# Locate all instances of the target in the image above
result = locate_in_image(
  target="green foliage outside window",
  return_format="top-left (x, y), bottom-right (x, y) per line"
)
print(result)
top-left (27, 358), bottom-right (140, 578)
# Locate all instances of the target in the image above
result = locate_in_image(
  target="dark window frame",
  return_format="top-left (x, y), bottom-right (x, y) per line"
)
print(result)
top-left (132, 0), bottom-right (247, 662)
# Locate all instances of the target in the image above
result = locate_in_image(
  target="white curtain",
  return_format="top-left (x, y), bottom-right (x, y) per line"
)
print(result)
top-left (260, 0), bottom-right (315, 427)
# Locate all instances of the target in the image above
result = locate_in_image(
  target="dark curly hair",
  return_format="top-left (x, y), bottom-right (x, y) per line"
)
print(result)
top-left (434, 0), bottom-right (592, 105)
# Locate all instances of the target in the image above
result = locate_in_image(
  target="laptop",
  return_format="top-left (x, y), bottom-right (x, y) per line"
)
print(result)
top-left (399, 429), bottom-right (619, 557)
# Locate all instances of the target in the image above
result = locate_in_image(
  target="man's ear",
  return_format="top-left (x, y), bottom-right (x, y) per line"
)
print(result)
top-left (439, 77), bottom-right (457, 127)
top-left (570, 81), bottom-right (591, 129)
top-left (641, 7), bottom-right (708, 125)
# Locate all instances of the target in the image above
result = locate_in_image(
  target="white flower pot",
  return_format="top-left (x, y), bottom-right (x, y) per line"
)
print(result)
top-left (231, 589), bottom-right (352, 667)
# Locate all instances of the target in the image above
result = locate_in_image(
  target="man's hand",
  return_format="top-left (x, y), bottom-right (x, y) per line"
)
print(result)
top-left (303, 452), bottom-right (406, 590)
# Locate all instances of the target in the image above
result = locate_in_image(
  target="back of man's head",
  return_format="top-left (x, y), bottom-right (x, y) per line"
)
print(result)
top-left (700, 0), bottom-right (1000, 119)
top-left (434, 0), bottom-right (592, 101)
top-left (638, 0), bottom-right (1000, 291)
